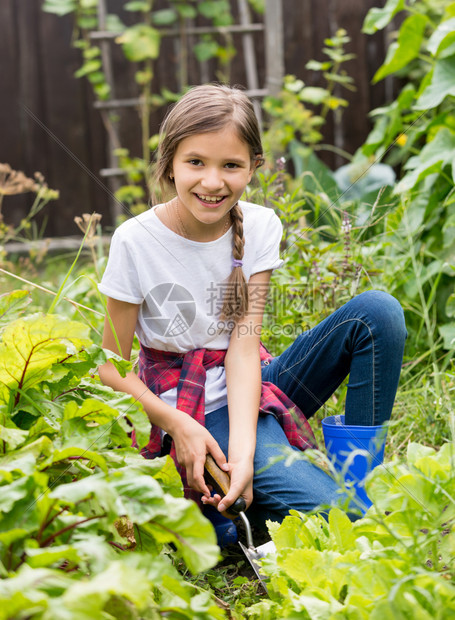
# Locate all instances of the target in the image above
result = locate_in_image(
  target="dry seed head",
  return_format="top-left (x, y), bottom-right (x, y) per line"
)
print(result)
top-left (0, 163), bottom-right (40, 196)
top-left (74, 213), bottom-right (102, 235)
top-left (74, 213), bottom-right (102, 248)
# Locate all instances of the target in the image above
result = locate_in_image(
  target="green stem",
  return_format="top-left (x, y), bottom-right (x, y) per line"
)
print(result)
top-left (0, 268), bottom-right (103, 317)
top-left (404, 217), bottom-right (441, 398)
top-left (90, 244), bottom-right (99, 280)
top-left (41, 505), bottom-right (72, 535)
top-left (6, 543), bottom-right (13, 572)
top-left (407, 4), bottom-right (438, 29)
top-left (14, 386), bottom-right (48, 415)
top-left (321, 62), bottom-right (339, 121)
top-left (36, 501), bottom-right (59, 544)
top-left (12, 193), bottom-right (51, 240)
top-left (47, 213), bottom-right (94, 314)
top-left (416, 52), bottom-right (435, 67)
top-left (313, 143), bottom-right (353, 162)
top-left (40, 512), bottom-right (107, 547)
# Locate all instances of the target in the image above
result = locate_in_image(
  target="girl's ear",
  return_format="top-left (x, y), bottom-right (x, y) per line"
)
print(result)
top-left (247, 155), bottom-right (263, 181)
top-left (253, 154), bottom-right (264, 170)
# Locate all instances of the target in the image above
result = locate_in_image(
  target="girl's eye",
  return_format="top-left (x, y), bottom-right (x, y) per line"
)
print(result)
top-left (188, 159), bottom-right (203, 166)
top-left (225, 162), bottom-right (239, 169)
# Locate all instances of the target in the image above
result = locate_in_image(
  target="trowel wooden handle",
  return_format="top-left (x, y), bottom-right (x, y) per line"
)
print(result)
top-left (204, 454), bottom-right (246, 518)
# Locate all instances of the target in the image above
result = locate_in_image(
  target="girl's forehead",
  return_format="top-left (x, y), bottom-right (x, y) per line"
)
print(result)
top-left (175, 128), bottom-right (251, 159)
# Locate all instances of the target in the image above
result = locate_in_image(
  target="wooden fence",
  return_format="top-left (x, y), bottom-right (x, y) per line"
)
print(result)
top-left (1, 0), bottom-right (391, 237)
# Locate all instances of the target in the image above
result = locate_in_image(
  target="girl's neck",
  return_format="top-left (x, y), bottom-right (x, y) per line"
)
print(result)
top-left (158, 197), bottom-right (231, 242)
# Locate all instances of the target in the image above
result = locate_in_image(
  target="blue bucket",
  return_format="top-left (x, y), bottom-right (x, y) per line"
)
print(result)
top-left (322, 415), bottom-right (388, 511)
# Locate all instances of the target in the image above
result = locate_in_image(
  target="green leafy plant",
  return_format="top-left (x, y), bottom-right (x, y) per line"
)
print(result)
top-left (0, 292), bottom-right (225, 618)
top-left (261, 30), bottom-right (359, 244)
top-left (43, 0), bottom-right (111, 100)
top-left (244, 441), bottom-right (455, 618)
top-left (248, 164), bottom-right (374, 357)
top-left (356, 0), bottom-right (455, 386)
top-left (262, 29), bottom-right (355, 169)
top-left (361, 0), bottom-right (455, 188)
top-left (192, 0), bottom-right (236, 83)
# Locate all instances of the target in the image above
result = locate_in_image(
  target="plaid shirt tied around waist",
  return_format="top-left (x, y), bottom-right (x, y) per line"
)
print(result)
top-left (137, 343), bottom-right (317, 503)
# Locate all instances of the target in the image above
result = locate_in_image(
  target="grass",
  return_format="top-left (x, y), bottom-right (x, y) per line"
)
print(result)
top-left (179, 523), bottom-right (270, 615)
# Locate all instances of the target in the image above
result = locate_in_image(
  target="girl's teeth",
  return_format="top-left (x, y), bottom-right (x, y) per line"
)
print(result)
top-left (198, 194), bottom-right (223, 203)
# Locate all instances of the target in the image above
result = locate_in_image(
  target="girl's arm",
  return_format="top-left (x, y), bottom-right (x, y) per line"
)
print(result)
top-left (98, 297), bottom-right (227, 496)
top-left (215, 269), bottom-right (273, 513)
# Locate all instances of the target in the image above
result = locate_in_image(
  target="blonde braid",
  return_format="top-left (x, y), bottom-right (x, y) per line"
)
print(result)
top-left (220, 204), bottom-right (249, 322)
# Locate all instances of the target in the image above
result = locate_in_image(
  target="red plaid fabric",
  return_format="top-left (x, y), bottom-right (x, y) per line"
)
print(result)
top-left (137, 343), bottom-right (317, 503)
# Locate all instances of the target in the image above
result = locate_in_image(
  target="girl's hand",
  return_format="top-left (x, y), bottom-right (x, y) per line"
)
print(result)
top-left (171, 415), bottom-right (228, 497)
top-left (202, 458), bottom-right (254, 513)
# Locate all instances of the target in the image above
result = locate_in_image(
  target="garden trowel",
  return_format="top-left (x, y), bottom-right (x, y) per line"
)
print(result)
top-left (204, 455), bottom-right (276, 592)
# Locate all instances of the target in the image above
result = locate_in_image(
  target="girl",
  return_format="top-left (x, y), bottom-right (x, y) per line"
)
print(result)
top-left (98, 84), bottom-right (406, 539)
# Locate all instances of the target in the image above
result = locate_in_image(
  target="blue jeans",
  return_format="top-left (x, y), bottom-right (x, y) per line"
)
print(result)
top-left (205, 290), bottom-right (407, 528)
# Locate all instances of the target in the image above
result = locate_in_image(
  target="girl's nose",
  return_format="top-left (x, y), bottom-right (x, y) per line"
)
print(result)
top-left (201, 167), bottom-right (224, 191)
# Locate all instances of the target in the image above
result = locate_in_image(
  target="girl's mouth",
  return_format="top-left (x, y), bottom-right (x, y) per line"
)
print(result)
top-left (195, 193), bottom-right (227, 206)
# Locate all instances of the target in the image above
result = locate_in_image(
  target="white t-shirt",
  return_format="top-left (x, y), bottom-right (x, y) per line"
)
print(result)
top-left (99, 200), bottom-right (283, 412)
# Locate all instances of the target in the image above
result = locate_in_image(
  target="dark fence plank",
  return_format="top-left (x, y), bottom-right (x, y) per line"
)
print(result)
top-left (1, 1), bottom-right (22, 176)
top-left (1, 0), bottom-right (46, 227)
top-left (38, 7), bottom-right (110, 236)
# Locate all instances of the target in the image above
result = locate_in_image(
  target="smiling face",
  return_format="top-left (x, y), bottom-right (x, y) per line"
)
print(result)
top-left (171, 126), bottom-right (254, 238)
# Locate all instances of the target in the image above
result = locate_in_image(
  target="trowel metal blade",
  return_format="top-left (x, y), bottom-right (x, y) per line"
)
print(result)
top-left (238, 539), bottom-right (276, 592)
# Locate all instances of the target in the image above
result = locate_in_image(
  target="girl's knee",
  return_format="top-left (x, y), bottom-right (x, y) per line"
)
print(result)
top-left (253, 458), bottom-right (342, 515)
top-left (355, 290), bottom-right (407, 343)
